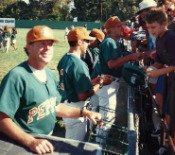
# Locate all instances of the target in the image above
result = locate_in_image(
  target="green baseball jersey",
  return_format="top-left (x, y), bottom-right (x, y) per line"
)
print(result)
top-left (99, 37), bottom-right (123, 77)
top-left (57, 53), bottom-right (93, 102)
top-left (0, 61), bottom-right (61, 135)
top-left (90, 47), bottom-right (102, 79)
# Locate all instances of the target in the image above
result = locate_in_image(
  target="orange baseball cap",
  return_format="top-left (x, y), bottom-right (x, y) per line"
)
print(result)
top-left (89, 29), bottom-right (105, 42)
top-left (26, 25), bottom-right (58, 44)
top-left (105, 16), bottom-right (123, 30)
top-left (67, 27), bottom-right (95, 41)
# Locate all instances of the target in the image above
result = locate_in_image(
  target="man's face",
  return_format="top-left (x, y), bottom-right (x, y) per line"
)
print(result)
top-left (111, 25), bottom-right (123, 37)
top-left (27, 40), bottom-right (54, 65)
top-left (146, 21), bottom-right (166, 38)
top-left (79, 39), bottom-right (90, 54)
top-left (165, 2), bottom-right (175, 21)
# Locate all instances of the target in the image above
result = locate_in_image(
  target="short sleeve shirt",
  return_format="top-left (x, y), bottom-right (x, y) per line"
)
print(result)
top-left (90, 46), bottom-right (102, 79)
top-left (155, 30), bottom-right (175, 66)
top-left (155, 30), bottom-right (175, 112)
top-left (0, 62), bottom-right (61, 135)
top-left (99, 37), bottom-right (123, 77)
top-left (57, 53), bottom-right (92, 102)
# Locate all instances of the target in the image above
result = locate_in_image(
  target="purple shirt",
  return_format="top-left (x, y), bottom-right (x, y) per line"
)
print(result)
top-left (155, 30), bottom-right (175, 66)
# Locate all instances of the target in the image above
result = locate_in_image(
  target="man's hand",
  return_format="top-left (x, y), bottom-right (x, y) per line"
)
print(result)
top-left (101, 75), bottom-right (115, 85)
top-left (130, 53), bottom-right (143, 61)
top-left (28, 138), bottom-right (54, 154)
top-left (83, 110), bottom-right (102, 128)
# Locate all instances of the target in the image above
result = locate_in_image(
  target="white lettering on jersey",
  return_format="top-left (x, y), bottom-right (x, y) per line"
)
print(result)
top-left (27, 97), bottom-right (57, 124)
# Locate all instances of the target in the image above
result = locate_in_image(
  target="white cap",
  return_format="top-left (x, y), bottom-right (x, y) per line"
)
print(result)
top-left (138, 0), bottom-right (157, 13)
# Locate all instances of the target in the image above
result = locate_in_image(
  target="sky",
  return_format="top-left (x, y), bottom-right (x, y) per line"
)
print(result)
top-left (22, 0), bottom-right (29, 4)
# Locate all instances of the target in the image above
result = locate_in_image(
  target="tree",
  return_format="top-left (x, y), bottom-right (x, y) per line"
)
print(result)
top-left (71, 0), bottom-right (143, 22)
top-left (1, 0), bottom-right (72, 20)
top-left (0, 0), bottom-right (16, 17)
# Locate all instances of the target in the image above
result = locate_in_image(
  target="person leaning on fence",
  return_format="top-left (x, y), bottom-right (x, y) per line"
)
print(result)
top-left (57, 27), bottom-right (111, 141)
top-left (99, 16), bottom-right (142, 112)
top-left (95, 16), bottom-right (142, 143)
top-left (145, 9), bottom-right (175, 139)
top-left (148, 0), bottom-right (175, 137)
top-left (0, 25), bottom-right (103, 154)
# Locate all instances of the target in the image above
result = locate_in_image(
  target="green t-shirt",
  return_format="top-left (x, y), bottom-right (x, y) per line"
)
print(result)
top-left (99, 37), bottom-right (123, 77)
top-left (57, 53), bottom-right (93, 102)
top-left (90, 47), bottom-right (102, 79)
top-left (0, 62), bottom-right (61, 135)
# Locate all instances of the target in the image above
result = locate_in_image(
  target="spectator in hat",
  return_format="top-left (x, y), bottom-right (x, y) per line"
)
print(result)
top-left (0, 25), bottom-right (102, 154)
top-left (135, 0), bottom-right (157, 53)
top-left (136, 0), bottom-right (158, 97)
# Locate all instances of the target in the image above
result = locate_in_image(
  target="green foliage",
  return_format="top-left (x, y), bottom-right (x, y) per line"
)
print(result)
top-left (0, 0), bottom-right (144, 21)
top-left (1, 0), bottom-right (72, 21)
top-left (0, 0), bottom-right (16, 17)
top-left (72, 0), bottom-right (143, 21)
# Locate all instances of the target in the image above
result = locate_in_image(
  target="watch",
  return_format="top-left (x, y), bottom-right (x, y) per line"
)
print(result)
top-left (80, 107), bottom-right (84, 117)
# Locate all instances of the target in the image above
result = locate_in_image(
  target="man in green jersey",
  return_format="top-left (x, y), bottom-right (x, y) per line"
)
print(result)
top-left (57, 27), bottom-right (111, 141)
top-left (0, 25), bottom-right (102, 154)
top-left (95, 16), bottom-right (142, 143)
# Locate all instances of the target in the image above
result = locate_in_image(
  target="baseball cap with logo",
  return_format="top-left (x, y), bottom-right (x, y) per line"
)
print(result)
top-left (105, 16), bottom-right (123, 30)
top-left (89, 29), bottom-right (105, 42)
top-left (67, 27), bottom-right (95, 41)
top-left (26, 25), bottom-right (58, 45)
top-left (138, 0), bottom-right (157, 13)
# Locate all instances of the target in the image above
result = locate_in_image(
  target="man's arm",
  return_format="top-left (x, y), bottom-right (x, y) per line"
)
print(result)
top-left (78, 75), bottom-right (113, 101)
top-left (147, 66), bottom-right (175, 78)
top-left (55, 104), bottom-right (102, 127)
top-left (0, 112), bottom-right (54, 154)
top-left (108, 53), bottom-right (142, 69)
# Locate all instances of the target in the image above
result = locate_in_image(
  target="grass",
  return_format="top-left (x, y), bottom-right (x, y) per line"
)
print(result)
top-left (0, 28), bottom-right (69, 81)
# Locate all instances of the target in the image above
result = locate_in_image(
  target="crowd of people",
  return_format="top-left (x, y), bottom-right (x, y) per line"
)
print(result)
top-left (0, 0), bottom-right (175, 154)
top-left (0, 26), bottom-right (17, 52)
top-left (130, 0), bottom-right (175, 154)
